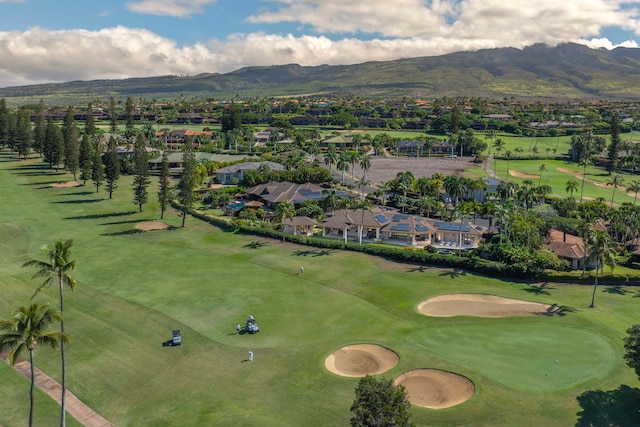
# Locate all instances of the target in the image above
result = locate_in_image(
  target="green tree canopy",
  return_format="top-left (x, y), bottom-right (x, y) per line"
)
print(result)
top-left (350, 375), bottom-right (413, 427)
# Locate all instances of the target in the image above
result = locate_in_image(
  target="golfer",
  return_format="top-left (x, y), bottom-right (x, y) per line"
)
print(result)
top-left (249, 351), bottom-right (254, 362)
top-left (300, 266), bottom-right (304, 275)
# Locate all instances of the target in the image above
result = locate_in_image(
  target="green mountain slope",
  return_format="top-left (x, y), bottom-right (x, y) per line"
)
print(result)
top-left (2, 42), bottom-right (640, 103)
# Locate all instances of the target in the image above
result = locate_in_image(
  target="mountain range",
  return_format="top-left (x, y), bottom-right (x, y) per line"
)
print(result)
top-left (3, 42), bottom-right (640, 104)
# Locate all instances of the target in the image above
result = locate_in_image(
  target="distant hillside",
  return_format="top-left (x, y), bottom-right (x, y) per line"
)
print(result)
top-left (3, 42), bottom-right (640, 104)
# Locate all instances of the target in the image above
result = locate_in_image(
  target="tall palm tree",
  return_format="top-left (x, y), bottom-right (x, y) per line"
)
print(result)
top-left (578, 157), bottom-right (591, 203)
top-left (348, 151), bottom-right (361, 180)
top-left (22, 239), bottom-right (76, 427)
top-left (492, 138), bottom-right (505, 178)
top-left (322, 189), bottom-right (338, 216)
top-left (607, 174), bottom-right (625, 207)
top-left (565, 179), bottom-right (579, 198)
top-left (504, 150), bottom-right (513, 179)
top-left (395, 171), bottom-right (414, 214)
top-left (626, 180), bottom-right (640, 205)
top-left (323, 144), bottom-right (337, 173)
top-left (0, 303), bottom-right (68, 427)
top-left (359, 153), bottom-right (372, 182)
top-left (587, 230), bottom-right (616, 308)
top-left (275, 201), bottom-right (296, 242)
top-left (356, 198), bottom-right (372, 245)
top-left (537, 163), bottom-right (547, 186)
top-left (336, 151), bottom-right (349, 183)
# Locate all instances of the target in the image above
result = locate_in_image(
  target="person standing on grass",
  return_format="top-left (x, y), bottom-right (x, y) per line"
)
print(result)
top-left (300, 266), bottom-right (304, 275)
top-left (236, 324), bottom-right (241, 334)
top-left (249, 351), bottom-right (254, 362)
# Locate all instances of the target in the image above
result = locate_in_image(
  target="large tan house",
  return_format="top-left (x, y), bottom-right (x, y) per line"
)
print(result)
top-left (321, 207), bottom-right (486, 249)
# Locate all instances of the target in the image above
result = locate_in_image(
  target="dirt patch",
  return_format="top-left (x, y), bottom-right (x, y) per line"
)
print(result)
top-left (346, 156), bottom-right (481, 186)
top-left (135, 221), bottom-right (170, 231)
top-left (394, 369), bottom-right (474, 409)
top-left (509, 170), bottom-right (539, 179)
top-left (325, 344), bottom-right (399, 377)
top-left (556, 168), bottom-right (584, 175)
top-left (50, 181), bottom-right (80, 188)
top-left (417, 294), bottom-right (559, 317)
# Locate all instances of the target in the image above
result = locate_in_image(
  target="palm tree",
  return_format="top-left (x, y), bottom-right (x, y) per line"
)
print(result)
top-left (0, 303), bottom-right (68, 427)
top-left (336, 151), bottom-right (349, 183)
top-left (537, 163), bottom-right (547, 186)
top-left (348, 151), bottom-right (361, 180)
top-left (322, 189), bottom-right (338, 216)
top-left (492, 138), bottom-right (505, 178)
top-left (22, 239), bottom-right (76, 427)
top-left (504, 150), bottom-right (513, 179)
top-left (565, 179), bottom-right (579, 198)
top-left (626, 180), bottom-right (640, 205)
top-left (587, 230), bottom-right (616, 308)
top-left (356, 198), bottom-right (372, 245)
top-left (578, 157), bottom-right (591, 203)
top-left (395, 171), bottom-right (414, 214)
top-left (275, 201), bottom-right (296, 242)
top-left (607, 174), bottom-right (625, 206)
top-left (324, 144), bottom-right (337, 173)
top-left (359, 153), bottom-right (372, 182)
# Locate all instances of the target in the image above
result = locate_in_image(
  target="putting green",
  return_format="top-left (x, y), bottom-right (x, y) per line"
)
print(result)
top-left (408, 322), bottom-right (617, 392)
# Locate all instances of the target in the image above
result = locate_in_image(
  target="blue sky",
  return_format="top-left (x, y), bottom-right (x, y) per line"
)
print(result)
top-left (0, 0), bottom-right (638, 88)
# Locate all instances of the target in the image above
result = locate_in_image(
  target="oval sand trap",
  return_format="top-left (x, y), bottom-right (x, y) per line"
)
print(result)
top-left (325, 344), bottom-right (399, 377)
top-left (135, 221), bottom-right (169, 231)
top-left (509, 170), bottom-right (539, 179)
top-left (418, 294), bottom-right (558, 317)
top-left (395, 369), bottom-right (474, 409)
top-left (50, 181), bottom-right (80, 188)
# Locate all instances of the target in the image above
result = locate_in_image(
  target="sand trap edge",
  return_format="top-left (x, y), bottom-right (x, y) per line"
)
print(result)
top-left (394, 368), bottom-right (475, 409)
top-left (324, 344), bottom-right (399, 377)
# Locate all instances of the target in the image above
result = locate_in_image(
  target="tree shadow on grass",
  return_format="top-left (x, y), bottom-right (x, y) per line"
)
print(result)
top-left (407, 265), bottom-right (429, 273)
top-left (244, 241), bottom-right (268, 249)
top-left (100, 229), bottom-right (145, 236)
top-left (64, 211), bottom-right (137, 220)
top-left (605, 286), bottom-right (630, 295)
top-left (58, 190), bottom-right (95, 196)
top-left (292, 249), bottom-right (335, 257)
top-left (438, 268), bottom-right (467, 279)
top-left (101, 219), bottom-right (147, 226)
top-left (575, 385), bottom-right (640, 427)
top-left (523, 283), bottom-right (554, 295)
top-left (538, 304), bottom-right (576, 317)
top-left (53, 199), bottom-right (103, 204)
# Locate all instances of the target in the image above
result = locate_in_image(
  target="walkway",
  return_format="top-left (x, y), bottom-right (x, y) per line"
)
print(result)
top-left (1, 350), bottom-right (115, 427)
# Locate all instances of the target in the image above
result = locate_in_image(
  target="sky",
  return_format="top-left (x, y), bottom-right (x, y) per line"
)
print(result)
top-left (0, 0), bottom-right (639, 88)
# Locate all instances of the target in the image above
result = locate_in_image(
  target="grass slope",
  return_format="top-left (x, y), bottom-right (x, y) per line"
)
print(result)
top-left (0, 150), bottom-right (639, 426)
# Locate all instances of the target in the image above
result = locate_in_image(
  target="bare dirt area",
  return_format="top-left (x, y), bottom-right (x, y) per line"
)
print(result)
top-left (417, 294), bottom-right (560, 317)
top-left (509, 170), bottom-right (540, 179)
top-left (50, 181), bottom-right (80, 188)
top-left (135, 221), bottom-right (170, 231)
top-left (394, 369), bottom-right (475, 409)
top-left (350, 156), bottom-right (481, 186)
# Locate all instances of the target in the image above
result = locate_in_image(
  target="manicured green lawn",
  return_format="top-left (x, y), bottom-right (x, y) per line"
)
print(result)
top-left (1, 149), bottom-right (639, 426)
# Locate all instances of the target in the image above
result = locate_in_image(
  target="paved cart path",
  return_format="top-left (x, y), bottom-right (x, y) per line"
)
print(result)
top-left (1, 350), bottom-right (115, 427)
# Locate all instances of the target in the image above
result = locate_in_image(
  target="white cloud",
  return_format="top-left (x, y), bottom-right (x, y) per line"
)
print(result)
top-left (126, 0), bottom-right (218, 17)
top-left (249, 0), bottom-right (640, 42)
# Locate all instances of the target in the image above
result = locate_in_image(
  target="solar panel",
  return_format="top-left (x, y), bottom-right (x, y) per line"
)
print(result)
top-left (434, 221), bottom-right (470, 232)
top-left (390, 224), bottom-right (410, 232)
top-left (392, 214), bottom-right (410, 221)
top-left (415, 224), bottom-right (430, 232)
top-left (374, 214), bottom-right (389, 223)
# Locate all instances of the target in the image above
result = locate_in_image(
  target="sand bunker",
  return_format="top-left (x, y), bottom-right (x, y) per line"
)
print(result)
top-left (394, 369), bottom-right (474, 409)
top-left (509, 170), bottom-right (539, 179)
top-left (556, 167), bottom-right (583, 175)
top-left (135, 221), bottom-right (169, 231)
top-left (325, 344), bottom-right (399, 377)
top-left (418, 294), bottom-right (559, 317)
top-left (50, 181), bottom-right (79, 188)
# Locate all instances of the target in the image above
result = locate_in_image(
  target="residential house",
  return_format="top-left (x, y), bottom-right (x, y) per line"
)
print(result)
top-left (243, 181), bottom-right (354, 208)
top-left (283, 216), bottom-right (317, 236)
top-left (320, 207), bottom-right (486, 248)
top-left (543, 229), bottom-right (593, 270)
top-left (215, 161), bottom-right (285, 185)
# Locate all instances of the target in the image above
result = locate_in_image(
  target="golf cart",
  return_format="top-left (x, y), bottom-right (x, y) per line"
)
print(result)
top-left (172, 329), bottom-right (182, 345)
top-left (245, 316), bottom-right (259, 334)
